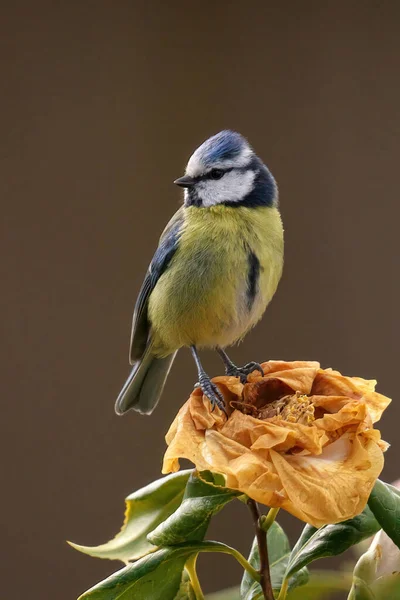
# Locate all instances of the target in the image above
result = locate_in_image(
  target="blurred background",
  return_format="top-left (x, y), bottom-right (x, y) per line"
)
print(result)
top-left (2, 1), bottom-right (400, 598)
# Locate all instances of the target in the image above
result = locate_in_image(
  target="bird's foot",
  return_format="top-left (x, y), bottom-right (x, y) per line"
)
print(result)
top-left (197, 374), bottom-right (227, 415)
top-left (226, 361), bottom-right (264, 384)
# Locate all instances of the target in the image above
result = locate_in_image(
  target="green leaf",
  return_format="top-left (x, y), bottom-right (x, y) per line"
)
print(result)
top-left (148, 471), bottom-right (239, 546)
top-left (240, 522), bottom-right (309, 599)
top-left (284, 506), bottom-right (380, 580)
top-left (77, 541), bottom-right (250, 600)
top-left (70, 470), bottom-right (192, 562)
top-left (368, 479), bottom-right (400, 549)
top-left (78, 546), bottom-right (192, 600)
top-left (75, 471), bottom-right (237, 598)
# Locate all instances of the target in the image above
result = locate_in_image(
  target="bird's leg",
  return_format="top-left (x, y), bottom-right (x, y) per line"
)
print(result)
top-left (217, 347), bottom-right (264, 384)
top-left (190, 346), bottom-right (226, 414)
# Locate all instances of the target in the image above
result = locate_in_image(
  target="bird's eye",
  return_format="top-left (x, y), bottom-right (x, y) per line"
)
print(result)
top-left (209, 169), bottom-right (224, 180)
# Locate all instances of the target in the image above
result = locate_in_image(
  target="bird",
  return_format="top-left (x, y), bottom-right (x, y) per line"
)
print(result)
top-left (115, 130), bottom-right (284, 416)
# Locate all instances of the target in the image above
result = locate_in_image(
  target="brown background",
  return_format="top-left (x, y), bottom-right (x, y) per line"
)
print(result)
top-left (2, 1), bottom-right (400, 598)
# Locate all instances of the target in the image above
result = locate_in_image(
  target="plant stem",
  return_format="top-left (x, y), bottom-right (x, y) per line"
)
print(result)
top-left (247, 499), bottom-right (274, 600)
top-left (219, 546), bottom-right (261, 582)
top-left (192, 541), bottom-right (261, 582)
top-left (277, 578), bottom-right (288, 600)
top-left (260, 507), bottom-right (280, 533)
top-left (185, 553), bottom-right (205, 600)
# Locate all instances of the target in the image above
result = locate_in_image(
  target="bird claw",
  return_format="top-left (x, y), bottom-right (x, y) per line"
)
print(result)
top-left (226, 361), bottom-right (264, 384)
top-left (198, 375), bottom-right (227, 416)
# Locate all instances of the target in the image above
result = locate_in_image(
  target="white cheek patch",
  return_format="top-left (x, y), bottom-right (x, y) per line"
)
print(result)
top-left (197, 170), bottom-right (256, 206)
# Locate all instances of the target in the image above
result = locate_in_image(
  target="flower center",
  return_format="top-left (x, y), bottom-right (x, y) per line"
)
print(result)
top-left (232, 391), bottom-right (316, 425)
top-left (272, 393), bottom-right (315, 425)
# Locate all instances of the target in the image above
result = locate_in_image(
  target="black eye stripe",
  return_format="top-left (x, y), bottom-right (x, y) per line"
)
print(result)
top-left (209, 167), bottom-right (232, 179)
top-left (190, 165), bottom-right (254, 184)
top-left (194, 167), bottom-right (234, 182)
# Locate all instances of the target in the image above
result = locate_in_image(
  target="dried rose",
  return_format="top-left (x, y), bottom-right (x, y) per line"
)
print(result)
top-left (163, 360), bottom-right (390, 527)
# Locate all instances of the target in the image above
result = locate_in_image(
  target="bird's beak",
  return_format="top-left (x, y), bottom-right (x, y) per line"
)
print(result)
top-left (174, 175), bottom-right (195, 188)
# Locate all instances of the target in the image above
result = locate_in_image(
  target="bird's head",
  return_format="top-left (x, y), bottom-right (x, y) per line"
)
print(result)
top-left (174, 130), bottom-right (277, 208)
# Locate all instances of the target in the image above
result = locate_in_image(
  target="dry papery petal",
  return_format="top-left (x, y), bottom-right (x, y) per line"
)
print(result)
top-left (163, 361), bottom-right (391, 527)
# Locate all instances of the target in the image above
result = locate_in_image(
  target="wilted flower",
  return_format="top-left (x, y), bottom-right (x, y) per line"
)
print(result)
top-left (163, 361), bottom-right (390, 527)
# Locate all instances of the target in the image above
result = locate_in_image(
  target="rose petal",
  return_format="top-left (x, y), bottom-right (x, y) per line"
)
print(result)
top-left (314, 400), bottom-right (368, 432)
top-left (261, 360), bottom-right (320, 374)
top-left (312, 372), bottom-right (391, 422)
top-left (262, 367), bottom-right (320, 394)
top-left (269, 435), bottom-right (384, 527)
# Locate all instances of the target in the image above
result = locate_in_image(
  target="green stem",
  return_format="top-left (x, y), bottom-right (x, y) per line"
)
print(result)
top-left (179, 541), bottom-right (261, 584)
top-left (185, 553), bottom-right (205, 600)
top-left (277, 578), bottom-right (289, 600)
top-left (217, 545), bottom-right (261, 582)
top-left (260, 508), bottom-right (280, 533)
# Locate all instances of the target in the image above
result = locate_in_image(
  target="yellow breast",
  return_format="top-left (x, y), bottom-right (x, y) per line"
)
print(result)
top-left (148, 205), bottom-right (283, 356)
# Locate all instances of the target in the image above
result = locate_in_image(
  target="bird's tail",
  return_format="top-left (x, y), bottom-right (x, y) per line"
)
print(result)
top-left (115, 348), bottom-right (177, 416)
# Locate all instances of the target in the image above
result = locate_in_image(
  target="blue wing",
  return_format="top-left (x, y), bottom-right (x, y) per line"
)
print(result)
top-left (129, 207), bottom-right (184, 364)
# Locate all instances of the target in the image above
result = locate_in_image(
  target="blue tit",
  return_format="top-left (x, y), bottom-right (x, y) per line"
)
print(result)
top-left (115, 130), bottom-right (284, 416)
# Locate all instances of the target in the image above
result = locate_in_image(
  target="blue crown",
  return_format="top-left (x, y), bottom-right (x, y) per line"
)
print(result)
top-left (199, 130), bottom-right (249, 166)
